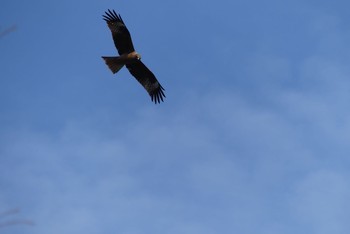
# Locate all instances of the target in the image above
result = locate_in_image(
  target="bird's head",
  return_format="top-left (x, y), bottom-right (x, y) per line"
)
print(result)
top-left (128, 51), bottom-right (141, 61)
top-left (135, 53), bottom-right (141, 60)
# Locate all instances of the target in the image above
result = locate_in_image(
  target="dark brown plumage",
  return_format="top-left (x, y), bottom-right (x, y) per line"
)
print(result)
top-left (102, 9), bottom-right (165, 104)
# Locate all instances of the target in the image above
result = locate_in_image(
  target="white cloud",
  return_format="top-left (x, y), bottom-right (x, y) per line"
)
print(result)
top-left (291, 170), bottom-right (350, 234)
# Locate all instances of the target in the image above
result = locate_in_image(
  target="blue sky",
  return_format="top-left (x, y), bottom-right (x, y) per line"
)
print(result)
top-left (1, 0), bottom-right (350, 233)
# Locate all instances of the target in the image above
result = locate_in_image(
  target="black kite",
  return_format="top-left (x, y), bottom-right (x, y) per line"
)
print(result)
top-left (102, 10), bottom-right (165, 104)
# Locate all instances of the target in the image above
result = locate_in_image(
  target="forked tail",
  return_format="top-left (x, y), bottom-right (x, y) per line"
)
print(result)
top-left (102, 56), bottom-right (125, 74)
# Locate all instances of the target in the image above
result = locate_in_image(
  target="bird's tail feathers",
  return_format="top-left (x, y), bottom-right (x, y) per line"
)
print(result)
top-left (102, 56), bottom-right (125, 74)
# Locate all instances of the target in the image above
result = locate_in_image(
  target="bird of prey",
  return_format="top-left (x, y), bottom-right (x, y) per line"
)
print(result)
top-left (102, 9), bottom-right (165, 104)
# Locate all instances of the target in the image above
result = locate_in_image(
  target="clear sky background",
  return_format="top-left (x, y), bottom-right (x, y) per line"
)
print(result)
top-left (1, 0), bottom-right (350, 233)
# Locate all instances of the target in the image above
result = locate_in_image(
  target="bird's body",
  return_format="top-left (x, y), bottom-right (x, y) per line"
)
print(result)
top-left (102, 51), bottom-right (140, 74)
top-left (102, 9), bottom-right (165, 104)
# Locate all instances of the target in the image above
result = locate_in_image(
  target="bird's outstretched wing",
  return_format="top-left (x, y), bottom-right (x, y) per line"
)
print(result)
top-left (126, 61), bottom-right (165, 104)
top-left (102, 9), bottom-right (135, 55)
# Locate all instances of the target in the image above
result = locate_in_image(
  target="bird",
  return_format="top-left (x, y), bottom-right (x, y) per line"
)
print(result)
top-left (102, 9), bottom-right (165, 104)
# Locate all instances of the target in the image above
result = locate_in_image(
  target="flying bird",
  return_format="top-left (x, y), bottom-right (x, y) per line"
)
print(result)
top-left (102, 10), bottom-right (165, 104)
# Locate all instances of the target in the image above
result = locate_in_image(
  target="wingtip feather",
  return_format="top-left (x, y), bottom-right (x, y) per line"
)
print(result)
top-left (103, 9), bottom-right (123, 23)
top-left (150, 85), bottom-right (166, 104)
